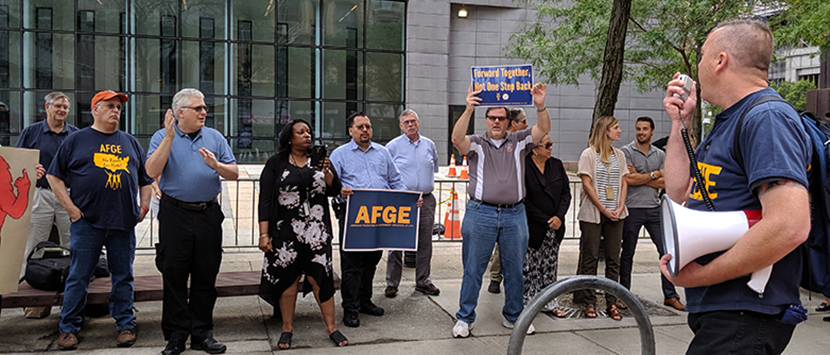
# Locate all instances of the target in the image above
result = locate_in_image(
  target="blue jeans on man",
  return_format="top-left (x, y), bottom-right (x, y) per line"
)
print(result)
top-left (59, 218), bottom-right (136, 334)
top-left (456, 200), bottom-right (528, 324)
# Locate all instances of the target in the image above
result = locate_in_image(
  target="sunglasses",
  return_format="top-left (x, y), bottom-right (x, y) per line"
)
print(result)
top-left (486, 115), bottom-right (508, 122)
top-left (541, 142), bottom-right (552, 149)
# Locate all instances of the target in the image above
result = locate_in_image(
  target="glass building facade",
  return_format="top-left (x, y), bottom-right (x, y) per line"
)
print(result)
top-left (0, 0), bottom-right (406, 162)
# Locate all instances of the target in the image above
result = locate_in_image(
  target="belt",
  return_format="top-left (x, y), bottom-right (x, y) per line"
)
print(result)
top-left (161, 193), bottom-right (218, 211)
top-left (471, 198), bottom-right (523, 209)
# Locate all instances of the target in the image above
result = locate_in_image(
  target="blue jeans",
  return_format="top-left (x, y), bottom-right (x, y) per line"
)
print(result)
top-left (59, 218), bottom-right (136, 333)
top-left (456, 200), bottom-right (528, 324)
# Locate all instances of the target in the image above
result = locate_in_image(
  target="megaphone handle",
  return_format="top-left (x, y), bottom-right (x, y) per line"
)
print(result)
top-left (746, 265), bottom-right (773, 295)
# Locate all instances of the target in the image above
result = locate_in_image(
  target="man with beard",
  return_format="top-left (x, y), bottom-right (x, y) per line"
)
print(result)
top-left (618, 116), bottom-right (684, 311)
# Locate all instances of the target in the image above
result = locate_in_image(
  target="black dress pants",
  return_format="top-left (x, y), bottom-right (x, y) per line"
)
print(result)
top-left (338, 211), bottom-right (382, 314)
top-left (156, 199), bottom-right (224, 342)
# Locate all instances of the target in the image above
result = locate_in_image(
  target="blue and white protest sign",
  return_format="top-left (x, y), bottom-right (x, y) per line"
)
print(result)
top-left (342, 189), bottom-right (421, 251)
top-left (471, 64), bottom-right (533, 106)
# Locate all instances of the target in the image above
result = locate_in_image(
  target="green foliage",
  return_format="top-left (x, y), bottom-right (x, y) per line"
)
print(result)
top-left (507, 0), bottom-right (754, 93)
top-left (769, 79), bottom-right (817, 111)
top-left (773, 0), bottom-right (830, 59)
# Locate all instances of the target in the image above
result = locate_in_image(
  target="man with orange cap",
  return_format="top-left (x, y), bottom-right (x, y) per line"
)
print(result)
top-left (47, 90), bottom-right (153, 350)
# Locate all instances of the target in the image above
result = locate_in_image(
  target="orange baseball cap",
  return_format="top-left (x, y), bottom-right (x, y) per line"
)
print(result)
top-left (91, 90), bottom-right (128, 107)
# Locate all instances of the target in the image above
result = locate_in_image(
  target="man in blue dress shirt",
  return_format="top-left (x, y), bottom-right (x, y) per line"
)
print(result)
top-left (383, 109), bottom-right (440, 298)
top-left (146, 88), bottom-right (238, 355)
top-left (16, 92), bottom-right (78, 311)
top-left (330, 112), bottom-right (418, 328)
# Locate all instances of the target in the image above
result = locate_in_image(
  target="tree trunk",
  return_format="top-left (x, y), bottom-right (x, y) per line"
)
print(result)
top-left (590, 0), bottom-right (632, 136)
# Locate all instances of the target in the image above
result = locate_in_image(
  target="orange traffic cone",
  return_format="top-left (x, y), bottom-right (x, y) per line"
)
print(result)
top-left (447, 154), bottom-right (457, 177)
top-left (459, 156), bottom-right (469, 180)
top-left (443, 191), bottom-right (463, 239)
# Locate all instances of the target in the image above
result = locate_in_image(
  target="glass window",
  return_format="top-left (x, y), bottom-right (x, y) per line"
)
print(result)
top-left (92, 36), bottom-right (127, 91)
top-left (182, 41), bottom-right (225, 95)
top-left (275, 100), bottom-right (313, 137)
top-left (134, 37), bottom-right (178, 93)
top-left (23, 32), bottom-right (75, 90)
top-left (366, 0), bottom-right (404, 51)
top-left (24, 0), bottom-right (73, 31)
top-left (365, 52), bottom-right (402, 102)
top-left (135, 0), bottom-right (178, 36)
top-left (182, 0), bottom-right (226, 39)
top-left (365, 102), bottom-right (401, 142)
top-left (232, 1), bottom-right (275, 42)
top-left (231, 138), bottom-right (275, 164)
top-left (320, 101), bottom-right (361, 144)
top-left (322, 0), bottom-right (363, 48)
top-left (203, 96), bottom-right (227, 133)
top-left (0, 1), bottom-right (20, 29)
top-left (277, 0), bottom-right (318, 46)
top-left (0, 90), bottom-right (20, 145)
top-left (78, 0), bottom-right (126, 34)
top-left (232, 98), bottom-right (275, 139)
top-left (232, 43), bottom-right (275, 97)
top-left (132, 94), bottom-right (170, 136)
top-left (0, 31), bottom-right (21, 88)
top-left (322, 49), bottom-right (362, 100)
top-left (278, 46), bottom-right (314, 99)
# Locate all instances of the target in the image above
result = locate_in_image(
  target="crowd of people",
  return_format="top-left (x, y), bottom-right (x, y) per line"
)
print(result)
top-left (6, 16), bottom-right (828, 355)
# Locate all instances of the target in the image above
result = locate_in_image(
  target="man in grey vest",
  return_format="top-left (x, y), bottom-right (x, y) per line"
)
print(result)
top-left (619, 116), bottom-right (684, 311)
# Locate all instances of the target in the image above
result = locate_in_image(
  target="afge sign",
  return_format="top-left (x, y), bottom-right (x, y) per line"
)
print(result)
top-left (342, 189), bottom-right (421, 251)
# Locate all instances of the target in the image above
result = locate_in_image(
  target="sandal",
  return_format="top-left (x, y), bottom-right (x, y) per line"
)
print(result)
top-left (278, 332), bottom-right (292, 350)
top-left (329, 330), bottom-right (348, 347)
top-left (816, 302), bottom-right (830, 312)
top-left (607, 304), bottom-right (622, 321)
top-left (615, 300), bottom-right (628, 310)
top-left (549, 307), bottom-right (567, 318)
top-left (584, 304), bottom-right (597, 318)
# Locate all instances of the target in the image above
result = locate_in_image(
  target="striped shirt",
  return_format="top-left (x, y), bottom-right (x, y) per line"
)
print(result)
top-left (466, 128), bottom-right (534, 205)
top-left (595, 152), bottom-right (620, 211)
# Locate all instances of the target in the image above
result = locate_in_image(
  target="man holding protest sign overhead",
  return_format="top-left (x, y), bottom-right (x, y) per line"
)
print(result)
top-left (330, 112), bottom-right (422, 328)
top-left (450, 80), bottom-right (550, 338)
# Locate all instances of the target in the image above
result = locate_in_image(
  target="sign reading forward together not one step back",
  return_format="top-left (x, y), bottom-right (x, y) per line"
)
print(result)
top-left (471, 64), bottom-right (533, 106)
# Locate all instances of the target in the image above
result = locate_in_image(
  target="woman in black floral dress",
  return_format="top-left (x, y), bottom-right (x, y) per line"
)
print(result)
top-left (523, 134), bottom-right (571, 317)
top-left (258, 119), bottom-right (347, 349)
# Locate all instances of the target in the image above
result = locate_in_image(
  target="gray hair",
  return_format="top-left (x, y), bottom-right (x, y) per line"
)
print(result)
top-left (509, 108), bottom-right (526, 122)
top-left (44, 91), bottom-right (70, 107)
top-left (400, 109), bottom-right (419, 122)
top-left (172, 88), bottom-right (205, 113)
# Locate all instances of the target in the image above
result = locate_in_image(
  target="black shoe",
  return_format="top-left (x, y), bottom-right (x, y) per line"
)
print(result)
top-left (488, 280), bottom-right (501, 294)
top-left (343, 311), bottom-right (360, 327)
top-left (161, 339), bottom-right (186, 355)
top-left (191, 337), bottom-right (227, 354)
top-left (359, 302), bottom-right (385, 316)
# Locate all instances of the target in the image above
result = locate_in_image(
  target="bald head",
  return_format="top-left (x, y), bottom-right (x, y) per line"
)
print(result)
top-left (708, 19), bottom-right (773, 76)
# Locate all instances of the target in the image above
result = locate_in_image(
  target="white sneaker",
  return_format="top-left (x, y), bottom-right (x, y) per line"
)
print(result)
top-left (452, 320), bottom-right (473, 338)
top-left (503, 318), bottom-right (536, 335)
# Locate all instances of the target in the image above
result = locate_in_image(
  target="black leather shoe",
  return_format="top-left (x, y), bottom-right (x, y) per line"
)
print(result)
top-left (359, 302), bottom-right (385, 316)
top-left (161, 339), bottom-right (185, 355)
top-left (343, 311), bottom-right (360, 327)
top-left (191, 337), bottom-right (227, 354)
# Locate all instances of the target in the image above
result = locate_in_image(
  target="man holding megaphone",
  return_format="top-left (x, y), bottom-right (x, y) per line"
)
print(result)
top-left (661, 19), bottom-right (811, 355)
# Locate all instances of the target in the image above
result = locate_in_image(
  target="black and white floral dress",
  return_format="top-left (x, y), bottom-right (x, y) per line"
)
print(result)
top-left (258, 154), bottom-right (341, 306)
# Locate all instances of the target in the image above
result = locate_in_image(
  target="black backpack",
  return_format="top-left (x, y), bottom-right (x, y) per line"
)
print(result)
top-left (733, 96), bottom-right (830, 298)
top-left (24, 241), bottom-right (70, 291)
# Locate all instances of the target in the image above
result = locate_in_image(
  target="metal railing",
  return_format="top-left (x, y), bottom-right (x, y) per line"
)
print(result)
top-left (135, 176), bottom-right (649, 250)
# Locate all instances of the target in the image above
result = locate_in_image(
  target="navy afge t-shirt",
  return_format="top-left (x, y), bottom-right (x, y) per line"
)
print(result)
top-left (48, 127), bottom-right (153, 231)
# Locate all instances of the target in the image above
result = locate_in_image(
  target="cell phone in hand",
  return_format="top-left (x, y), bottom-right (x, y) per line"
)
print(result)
top-left (310, 145), bottom-right (328, 168)
top-left (673, 74), bottom-right (693, 101)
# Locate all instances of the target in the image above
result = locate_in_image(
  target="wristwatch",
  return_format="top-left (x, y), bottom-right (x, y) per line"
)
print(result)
top-left (649, 171), bottom-right (656, 180)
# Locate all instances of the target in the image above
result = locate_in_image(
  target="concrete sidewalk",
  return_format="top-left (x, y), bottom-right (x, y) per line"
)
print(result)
top-left (2, 240), bottom-right (829, 354)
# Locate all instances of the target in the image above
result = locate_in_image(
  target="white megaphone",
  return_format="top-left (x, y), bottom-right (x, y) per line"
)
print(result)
top-left (660, 195), bottom-right (773, 294)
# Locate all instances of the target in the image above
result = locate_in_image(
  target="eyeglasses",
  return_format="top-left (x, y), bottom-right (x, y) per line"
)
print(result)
top-left (184, 105), bottom-right (209, 113)
top-left (51, 104), bottom-right (70, 110)
top-left (518, 119), bottom-right (527, 124)
top-left (353, 124), bottom-right (373, 131)
top-left (543, 142), bottom-right (553, 149)
top-left (486, 115), bottom-right (508, 122)
top-left (401, 119), bottom-right (418, 126)
top-left (102, 103), bottom-right (122, 111)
